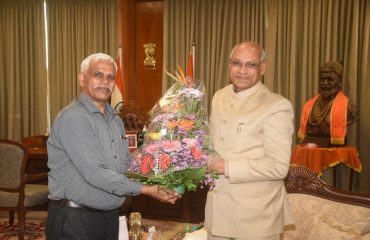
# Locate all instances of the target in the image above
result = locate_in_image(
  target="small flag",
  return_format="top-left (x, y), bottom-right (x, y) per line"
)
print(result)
top-left (111, 45), bottom-right (124, 111)
top-left (186, 43), bottom-right (195, 79)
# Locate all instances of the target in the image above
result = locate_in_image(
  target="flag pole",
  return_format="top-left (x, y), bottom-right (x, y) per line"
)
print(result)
top-left (112, 44), bottom-right (124, 112)
top-left (192, 42), bottom-right (195, 79)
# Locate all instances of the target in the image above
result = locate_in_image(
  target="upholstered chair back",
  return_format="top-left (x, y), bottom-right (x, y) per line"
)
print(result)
top-left (0, 140), bottom-right (27, 190)
top-left (118, 102), bottom-right (149, 132)
top-left (0, 139), bottom-right (48, 240)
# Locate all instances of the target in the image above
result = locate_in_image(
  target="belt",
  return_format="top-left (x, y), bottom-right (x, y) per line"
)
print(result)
top-left (50, 199), bottom-right (110, 212)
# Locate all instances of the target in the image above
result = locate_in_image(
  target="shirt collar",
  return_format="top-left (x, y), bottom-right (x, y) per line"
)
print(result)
top-left (78, 92), bottom-right (117, 118)
top-left (230, 81), bottom-right (262, 99)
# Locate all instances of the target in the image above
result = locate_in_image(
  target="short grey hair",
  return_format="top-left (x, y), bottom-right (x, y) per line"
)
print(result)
top-left (80, 53), bottom-right (117, 73)
top-left (230, 42), bottom-right (266, 62)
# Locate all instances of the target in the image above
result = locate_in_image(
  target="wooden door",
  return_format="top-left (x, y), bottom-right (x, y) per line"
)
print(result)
top-left (119, 0), bottom-right (163, 112)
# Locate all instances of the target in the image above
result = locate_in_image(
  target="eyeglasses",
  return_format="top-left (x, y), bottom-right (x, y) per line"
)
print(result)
top-left (90, 71), bottom-right (116, 81)
top-left (230, 59), bottom-right (264, 70)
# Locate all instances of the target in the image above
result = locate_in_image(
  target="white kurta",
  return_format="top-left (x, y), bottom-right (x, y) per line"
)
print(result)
top-left (205, 82), bottom-right (295, 238)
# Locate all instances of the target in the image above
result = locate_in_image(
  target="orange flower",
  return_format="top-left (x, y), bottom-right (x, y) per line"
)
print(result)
top-left (141, 155), bottom-right (154, 175)
top-left (166, 120), bottom-right (177, 129)
top-left (190, 147), bottom-right (203, 160)
top-left (158, 154), bottom-right (171, 171)
top-left (162, 105), bottom-right (171, 112)
top-left (163, 102), bottom-right (182, 113)
top-left (171, 102), bottom-right (182, 112)
top-left (178, 119), bottom-right (194, 130)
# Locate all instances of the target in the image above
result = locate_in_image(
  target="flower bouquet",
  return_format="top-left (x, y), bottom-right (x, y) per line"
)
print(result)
top-left (126, 67), bottom-right (218, 194)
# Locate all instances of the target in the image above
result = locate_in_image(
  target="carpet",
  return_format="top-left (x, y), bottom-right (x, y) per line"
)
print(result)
top-left (0, 219), bottom-right (190, 240)
top-left (0, 221), bottom-right (45, 240)
top-left (0, 210), bottom-right (199, 240)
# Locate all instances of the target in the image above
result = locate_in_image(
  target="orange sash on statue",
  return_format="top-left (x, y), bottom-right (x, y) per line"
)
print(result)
top-left (298, 91), bottom-right (348, 144)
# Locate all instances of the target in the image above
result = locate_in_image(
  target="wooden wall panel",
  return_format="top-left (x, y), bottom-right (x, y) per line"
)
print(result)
top-left (134, 1), bottom-right (163, 112)
top-left (119, 0), bottom-right (163, 113)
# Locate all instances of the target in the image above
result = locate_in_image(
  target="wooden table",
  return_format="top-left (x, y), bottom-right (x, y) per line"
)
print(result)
top-left (27, 147), bottom-right (48, 175)
top-left (26, 147), bottom-right (49, 185)
top-left (290, 145), bottom-right (362, 190)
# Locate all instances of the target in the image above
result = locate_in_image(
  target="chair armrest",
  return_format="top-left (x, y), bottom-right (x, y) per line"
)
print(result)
top-left (25, 172), bottom-right (48, 183)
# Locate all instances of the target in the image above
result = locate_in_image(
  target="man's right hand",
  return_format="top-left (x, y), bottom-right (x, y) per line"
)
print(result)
top-left (141, 185), bottom-right (181, 204)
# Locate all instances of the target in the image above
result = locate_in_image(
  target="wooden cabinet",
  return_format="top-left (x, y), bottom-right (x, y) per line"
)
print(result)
top-left (132, 186), bottom-right (208, 223)
top-left (27, 147), bottom-right (48, 175)
top-left (22, 135), bottom-right (49, 178)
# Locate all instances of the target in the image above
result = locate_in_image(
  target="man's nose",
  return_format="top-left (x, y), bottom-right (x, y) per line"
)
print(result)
top-left (239, 64), bottom-right (249, 73)
top-left (100, 76), bottom-right (110, 84)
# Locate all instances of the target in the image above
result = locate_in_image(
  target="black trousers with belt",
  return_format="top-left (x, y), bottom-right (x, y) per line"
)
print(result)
top-left (45, 200), bottom-right (119, 240)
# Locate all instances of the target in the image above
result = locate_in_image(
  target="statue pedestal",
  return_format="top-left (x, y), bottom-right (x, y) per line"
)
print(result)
top-left (290, 145), bottom-right (362, 191)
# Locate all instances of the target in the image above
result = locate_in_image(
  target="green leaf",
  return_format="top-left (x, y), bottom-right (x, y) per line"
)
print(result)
top-left (125, 167), bottom-right (208, 193)
top-left (125, 171), bottom-right (149, 182)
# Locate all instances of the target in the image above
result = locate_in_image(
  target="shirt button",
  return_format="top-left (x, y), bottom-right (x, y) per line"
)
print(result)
top-left (112, 139), bottom-right (114, 143)
top-left (114, 156), bottom-right (117, 159)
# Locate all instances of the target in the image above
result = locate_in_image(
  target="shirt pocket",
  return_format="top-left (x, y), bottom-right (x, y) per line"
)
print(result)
top-left (235, 119), bottom-right (263, 150)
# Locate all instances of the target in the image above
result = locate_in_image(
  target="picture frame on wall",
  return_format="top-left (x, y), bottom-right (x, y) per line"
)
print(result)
top-left (125, 130), bottom-right (139, 149)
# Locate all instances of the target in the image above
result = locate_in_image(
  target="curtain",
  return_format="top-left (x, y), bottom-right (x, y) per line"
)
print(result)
top-left (0, 0), bottom-right (118, 139)
top-left (357, 0), bottom-right (370, 193)
top-left (46, 0), bottom-right (118, 124)
top-left (164, 0), bottom-right (370, 193)
top-left (0, 0), bottom-right (47, 140)
top-left (164, 0), bottom-right (266, 109)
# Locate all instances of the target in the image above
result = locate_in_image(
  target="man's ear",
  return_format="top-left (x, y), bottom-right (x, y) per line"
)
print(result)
top-left (78, 73), bottom-right (85, 87)
top-left (260, 61), bottom-right (266, 75)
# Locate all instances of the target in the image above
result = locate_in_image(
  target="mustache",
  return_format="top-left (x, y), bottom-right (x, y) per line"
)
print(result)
top-left (95, 85), bottom-right (113, 92)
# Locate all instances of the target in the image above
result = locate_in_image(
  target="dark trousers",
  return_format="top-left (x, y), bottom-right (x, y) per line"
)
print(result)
top-left (45, 200), bottom-right (119, 240)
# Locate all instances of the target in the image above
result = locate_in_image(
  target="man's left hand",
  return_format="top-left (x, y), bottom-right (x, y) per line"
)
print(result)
top-left (207, 158), bottom-right (225, 175)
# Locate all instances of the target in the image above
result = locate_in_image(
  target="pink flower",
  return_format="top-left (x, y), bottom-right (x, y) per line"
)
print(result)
top-left (182, 138), bottom-right (197, 147)
top-left (161, 140), bottom-right (181, 152)
top-left (145, 143), bottom-right (159, 154)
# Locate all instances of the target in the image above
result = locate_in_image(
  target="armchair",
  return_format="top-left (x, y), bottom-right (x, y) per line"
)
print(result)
top-left (0, 139), bottom-right (49, 240)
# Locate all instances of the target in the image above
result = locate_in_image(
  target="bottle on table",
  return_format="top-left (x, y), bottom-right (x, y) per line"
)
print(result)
top-left (129, 212), bottom-right (142, 240)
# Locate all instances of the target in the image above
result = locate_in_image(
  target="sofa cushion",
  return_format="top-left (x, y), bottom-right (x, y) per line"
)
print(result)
top-left (283, 193), bottom-right (370, 240)
top-left (283, 194), bottom-right (323, 239)
top-left (308, 216), bottom-right (362, 240)
top-left (363, 233), bottom-right (370, 240)
top-left (318, 202), bottom-right (370, 235)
